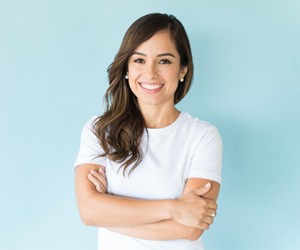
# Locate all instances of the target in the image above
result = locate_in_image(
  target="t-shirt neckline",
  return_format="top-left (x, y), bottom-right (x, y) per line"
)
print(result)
top-left (146, 112), bottom-right (186, 135)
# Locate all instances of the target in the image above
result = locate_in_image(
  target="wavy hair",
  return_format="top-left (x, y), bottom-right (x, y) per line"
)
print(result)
top-left (94, 13), bottom-right (194, 175)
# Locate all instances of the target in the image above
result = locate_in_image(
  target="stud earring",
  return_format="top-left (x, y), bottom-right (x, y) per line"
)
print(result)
top-left (180, 78), bottom-right (184, 82)
top-left (125, 75), bottom-right (129, 79)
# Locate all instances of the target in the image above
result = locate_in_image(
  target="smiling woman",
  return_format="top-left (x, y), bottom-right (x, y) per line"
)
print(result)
top-left (74, 13), bottom-right (222, 250)
top-left (127, 31), bottom-right (187, 111)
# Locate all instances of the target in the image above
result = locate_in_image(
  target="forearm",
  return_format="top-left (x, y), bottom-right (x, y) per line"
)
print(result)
top-left (80, 193), bottom-right (174, 227)
top-left (76, 164), bottom-right (218, 230)
top-left (107, 219), bottom-right (204, 241)
top-left (75, 165), bottom-right (174, 227)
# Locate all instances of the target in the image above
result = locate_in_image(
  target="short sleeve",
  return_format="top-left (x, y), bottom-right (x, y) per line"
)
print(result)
top-left (73, 116), bottom-right (106, 171)
top-left (188, 126), bottom-right (222, 184)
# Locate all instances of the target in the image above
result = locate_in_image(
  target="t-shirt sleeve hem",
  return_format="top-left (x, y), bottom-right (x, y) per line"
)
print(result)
top-left (73, 157), bottom-right (106, 172)
top-left (187, 171), bottom-right (222, 184)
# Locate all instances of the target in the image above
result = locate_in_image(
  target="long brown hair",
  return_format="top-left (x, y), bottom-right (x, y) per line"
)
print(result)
top-left (94, 13), bottom-right (194, 175)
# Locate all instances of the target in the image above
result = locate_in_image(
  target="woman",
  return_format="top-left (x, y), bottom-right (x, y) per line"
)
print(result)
top-left (74, 13), bottom-right (222, 250)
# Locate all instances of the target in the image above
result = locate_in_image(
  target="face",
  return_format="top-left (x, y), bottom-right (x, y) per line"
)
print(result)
top-left (127, 30), bottom-right (187, 109)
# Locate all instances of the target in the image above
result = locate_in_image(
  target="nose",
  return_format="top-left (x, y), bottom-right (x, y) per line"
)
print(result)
top-left (145, 62), bottom-right (158, 79)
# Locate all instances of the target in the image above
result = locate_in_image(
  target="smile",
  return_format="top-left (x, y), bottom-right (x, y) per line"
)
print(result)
top-left (139, 82), bottom-right (164, 92)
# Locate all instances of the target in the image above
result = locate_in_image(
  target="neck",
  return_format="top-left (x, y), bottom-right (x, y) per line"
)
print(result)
top-left (139, 104), bottom-right (180, 128)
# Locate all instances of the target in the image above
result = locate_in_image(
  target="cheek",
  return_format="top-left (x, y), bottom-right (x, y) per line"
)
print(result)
top-left (166, 71), bottom-right (181, 83)
top-left (128, 63), bottom-right (141, 78)
top-left (128, 70), bottom-right (140, 79)
top-left (128, 80), bottom-right (138, 97)
top-left (127, 73), bottom-right (140, 92)
top-left (164, 66), bottom-right (181, 78)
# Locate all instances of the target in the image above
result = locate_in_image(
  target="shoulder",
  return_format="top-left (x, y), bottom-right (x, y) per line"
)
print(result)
top-left (177, 112), bottom-right (222, 149)
top-left (179, 112), bottom-right (220, 135)
top-left (82, 115), bottom-right (99, 131)
top-left (79, 115), bottom-right (101, 140)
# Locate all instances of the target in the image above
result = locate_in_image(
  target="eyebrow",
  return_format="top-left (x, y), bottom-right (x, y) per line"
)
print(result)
top-left (132, 52), bottom-right (176, 58)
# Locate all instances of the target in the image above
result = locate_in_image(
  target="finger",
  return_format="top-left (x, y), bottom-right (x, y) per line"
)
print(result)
top-left (207, 208), bottom-right (217, 218)
top-left (201, 215), bottom-right (214, 225)
top-left (88, 173), bottom-right (101, 186)
top-left (99, 165), bottom-right (106, 173)
top-left (196, 221), bottom-right (210, 230)
top-left (88, 173), bottom-right (106, 192)
top-left (90, 170), bottom-right (107, 188)
top-left (206, 199), bottom-right (218, 210)
top-left (96, 183), bottom-right (106, 193)
top-left (91, 169), bottom-right (106, 180)
top-left (194, 182), bottom-right (211, 196)
top-left (91, 169), bottom-right (107, 191)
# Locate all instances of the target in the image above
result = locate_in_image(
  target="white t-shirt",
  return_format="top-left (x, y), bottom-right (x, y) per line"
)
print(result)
top-left (74, 112), bottom-right (222, 250)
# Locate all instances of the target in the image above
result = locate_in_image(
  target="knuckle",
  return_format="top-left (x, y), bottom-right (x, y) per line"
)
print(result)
top-left (211, 201), bottom-right (217, 209)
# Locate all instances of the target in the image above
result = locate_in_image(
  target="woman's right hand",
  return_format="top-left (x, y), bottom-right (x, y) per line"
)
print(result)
top-left (171, 183), bottom-right (217, 230)
top-left (88, 166), bottom-right (107, 193)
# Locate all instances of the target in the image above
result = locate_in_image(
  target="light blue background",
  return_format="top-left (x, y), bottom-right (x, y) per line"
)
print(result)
top-left (0, 1), bottom-right (299, 249)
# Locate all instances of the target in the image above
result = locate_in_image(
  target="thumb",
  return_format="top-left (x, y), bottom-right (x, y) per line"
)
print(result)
top-left (194, 182), bottom-right (211, 196)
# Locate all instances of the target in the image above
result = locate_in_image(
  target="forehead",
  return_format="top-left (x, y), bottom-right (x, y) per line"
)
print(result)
top-left (134, 30), bottom-right (178, 55)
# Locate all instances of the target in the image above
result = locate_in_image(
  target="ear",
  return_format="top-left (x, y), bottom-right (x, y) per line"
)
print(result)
top-left (180, 66), bottom-right (188, 79)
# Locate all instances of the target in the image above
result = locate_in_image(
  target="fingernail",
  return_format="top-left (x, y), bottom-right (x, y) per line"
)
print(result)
top-left (204, 182), bottom-right (211, 188)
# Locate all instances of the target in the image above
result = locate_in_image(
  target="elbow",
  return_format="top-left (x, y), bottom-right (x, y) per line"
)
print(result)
top-left (76, 193), bottom-right (107, 227)
top-left (78, 206), bottom-right (96, 226)
top-left (81, 215), bottom-right (94, 226)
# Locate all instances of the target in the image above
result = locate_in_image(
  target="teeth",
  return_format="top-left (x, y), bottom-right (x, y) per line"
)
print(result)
top-left (140, 83), bottom-right (163, 90)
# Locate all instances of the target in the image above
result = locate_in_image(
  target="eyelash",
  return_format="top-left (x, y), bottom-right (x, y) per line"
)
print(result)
top-left (134, 58), bottom-right (145, 63)
top-left (133, 58), bottom-right (171, 64)
top-left (159, 59), bottom-right (171, 64)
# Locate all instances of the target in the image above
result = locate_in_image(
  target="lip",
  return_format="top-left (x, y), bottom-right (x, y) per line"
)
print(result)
top-left (138, 82), bottom-right (164, 93)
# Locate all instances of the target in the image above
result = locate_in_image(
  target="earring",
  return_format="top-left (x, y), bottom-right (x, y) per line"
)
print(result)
top-left (180, 78), bottom-right (184, 82)
top-left (125, 75), bottom-right (129, 79)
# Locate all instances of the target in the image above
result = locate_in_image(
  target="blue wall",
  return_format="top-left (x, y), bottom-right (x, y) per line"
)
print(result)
top-left (1, 1), bottom-right (299, 249)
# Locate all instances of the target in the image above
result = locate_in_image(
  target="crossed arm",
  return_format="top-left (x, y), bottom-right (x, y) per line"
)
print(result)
top-left (75, 163), bottom-right (220, 241)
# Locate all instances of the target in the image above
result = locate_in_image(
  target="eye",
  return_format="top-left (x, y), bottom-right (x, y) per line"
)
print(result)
top-left (159, 59), bottom-right (171, 64)
top-left (133, 58), bottom-right (145, 63)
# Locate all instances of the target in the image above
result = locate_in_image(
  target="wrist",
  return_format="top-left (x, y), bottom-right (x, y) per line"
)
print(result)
top-left (165, 199), bottom-right (178, 220)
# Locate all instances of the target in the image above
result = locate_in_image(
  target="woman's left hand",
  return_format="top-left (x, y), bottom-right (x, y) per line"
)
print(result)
top-left (88, 166), bottom-right (107, 193)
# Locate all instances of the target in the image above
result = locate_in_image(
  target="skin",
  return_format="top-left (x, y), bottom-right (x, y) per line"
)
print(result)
top-left (87, 167), bottom-right (220, 240)
top-left (74, 30), bottom-right (220, 241)
top-left (127, 30), bottom-right (188, 128)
